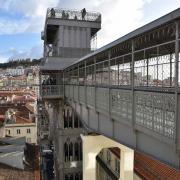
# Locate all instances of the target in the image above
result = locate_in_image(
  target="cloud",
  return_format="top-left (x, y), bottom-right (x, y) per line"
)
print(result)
top-left (0, 18), bottom-right (29, 35)
top-left (10, 44), bottom-right (43, 60)
top-left (67, 0), bottom-right (153, 47)
top-left (0, 0), bottom-right (179, 63)
top-left (0, 0), bottom-right (60, 35)
top-left (57, 0), bottom-right (153, 48)
top-left (1, 0), bottom-right (59, 17)
top-left (0, 44), bottom-right (43, 62)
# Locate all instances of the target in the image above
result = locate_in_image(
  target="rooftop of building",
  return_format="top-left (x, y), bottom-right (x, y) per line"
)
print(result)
top-left (0, 102), bottom-right (35, 124)
top-left (134, 150), bottom-right (180, 179)
top-left (0, 90), bottom-right (35, 97)
top-left (109, 147), bottom-right (180, 179)
top-left (109, 147), bottom-right (120, 158)
top-left (0, 137), bottom-right (26, 170)
top-left (0, 162), bottom-right (34, 180)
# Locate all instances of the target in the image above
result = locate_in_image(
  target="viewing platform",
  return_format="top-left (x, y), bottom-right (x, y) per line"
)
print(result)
top-left (46, 8), bottom-right (101, 22)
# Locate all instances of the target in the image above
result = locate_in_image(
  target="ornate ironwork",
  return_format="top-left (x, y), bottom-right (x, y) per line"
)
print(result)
top-left (135, 91), bottom-right (175, 138)
top-left (111, 89), bottom-right (132, 121)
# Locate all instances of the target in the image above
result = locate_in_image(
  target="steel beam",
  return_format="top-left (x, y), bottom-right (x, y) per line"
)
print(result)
top-left (175, 22), bottom-right (179, 148)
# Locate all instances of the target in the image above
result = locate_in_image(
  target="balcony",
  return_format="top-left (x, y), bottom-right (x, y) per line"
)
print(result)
top-left (41, 85), bottom-right (63, 99)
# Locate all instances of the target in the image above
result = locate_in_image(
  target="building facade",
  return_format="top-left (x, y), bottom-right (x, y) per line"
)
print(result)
top-left (39, 8), bottom-right (101, 180)
top-left (5, 122), bottom-right (37, 143)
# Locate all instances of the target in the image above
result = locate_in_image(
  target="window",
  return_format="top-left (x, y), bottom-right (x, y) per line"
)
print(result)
top-left (17, 129), bottom-right (21, 134)
top-left (115, 159), bottom-right (120, 174)
top-left (107, 150), bottom-right (111, 165)
top-left (64, 142), bottom-right (68, 162)
top-left (74, 114), bottom-right (79, 128)
top-left (70, 174), bottom-right (73, 180)
top-left (7, 130), bottom-right (11, 135)
top-left (74, 142), bottom-right (79, 161)
top-left (69, 142), bottom-right (73, 161)
top-left (64, 109), bottom-right (68, 128)
top-left (65, 175), bottom-right (69, 180)
top-left (27, 129), bottom-right (31, 134)
top-left (75, 173), bottom-right (79, 180)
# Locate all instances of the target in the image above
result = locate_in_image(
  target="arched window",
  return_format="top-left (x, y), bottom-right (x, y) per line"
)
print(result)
top-left (79, 172), bottom-right (82, 180)
top-left (75, 173), bottom-right (79, 180)
top-left (79, 119), bottom-right (82, 127)
top-left (74, 142), bottom-right (79, 161)
top-left (65, 174), bottom-right (69, 180)
top-left (70, 174), bottom-right (73, 180)
top-left (79, 141), bottom-right (82, 160)
top-left (74, 113), bottom-right (79, 128)
top-left (64, 142), bottom-right (68, 162)
top-left (69, 110), bottom-right (73, 128)
top-left (67, 109), bottom-right (70, 128)
top-left (64, 109), bottom-right (68, 128)
top-left (69, 142), bottom-right (73, 161)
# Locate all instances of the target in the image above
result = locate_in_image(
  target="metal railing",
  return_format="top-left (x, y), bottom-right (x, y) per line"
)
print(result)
top-left (65, 85), bottom-right (175, 139)
top-left (47, 8), bottom-right (101, 22)
top-left (41, 85), bottom-right (63, 98)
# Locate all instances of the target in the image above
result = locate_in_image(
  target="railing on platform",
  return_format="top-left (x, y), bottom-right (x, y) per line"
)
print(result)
top-left (41, 85), bottom-right (63, 98)
top-left (47, 8), bottom-right (101, 22)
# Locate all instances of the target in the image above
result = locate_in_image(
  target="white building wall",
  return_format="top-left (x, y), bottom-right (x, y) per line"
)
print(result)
top-left (5, 123), bottom-right (37, 144)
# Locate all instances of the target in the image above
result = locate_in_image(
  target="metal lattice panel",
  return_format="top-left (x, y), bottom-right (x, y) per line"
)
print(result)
top-left (111, 89), bottom-right (132, 121)
top-left (69, 85), bottom-right (74, 99)
top-left (96, 87), bottom-right (109, 111)
top-left (86, 86), bottom-right (95, 106)
top-left (135, 91), bottom-right (175, 139)
top-left (65, 85), bottom-right (70, 97)
top-left (79, 86), bottom-right (86, 103)
top-left (73, 86), bottom-right (79, 101)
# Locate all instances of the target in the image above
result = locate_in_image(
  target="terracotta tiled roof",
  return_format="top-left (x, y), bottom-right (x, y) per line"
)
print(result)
top-left (108, 148), bottom-right (180, 179)
top-left (0, 91), bottom-right (32, 97)
top-left (25, 103), bottom-right (34, 113)
top-left (12, 95), bottom-right (35, 103)
top-left (109, 147), bottom-right (120, 158)
top-left (0, 103), bottom-right (34, 120)
top-left (15, 115), bottom-right (32, 124)
top-left (0, 115), bottom-right (5, 120)
top-left (134, 151), bottom-right (180, 180)
top-left (0, 115), bottom-right (5, 124)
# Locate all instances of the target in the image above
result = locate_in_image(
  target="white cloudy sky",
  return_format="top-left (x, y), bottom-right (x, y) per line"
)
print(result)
top-left (0, 0), bottom-right (179, 62)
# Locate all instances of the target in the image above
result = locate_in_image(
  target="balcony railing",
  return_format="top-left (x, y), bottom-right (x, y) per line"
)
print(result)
top-left (41, 85), bottom-right (63, 98)
top-left (47, 8), bottom-right (101, 22)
